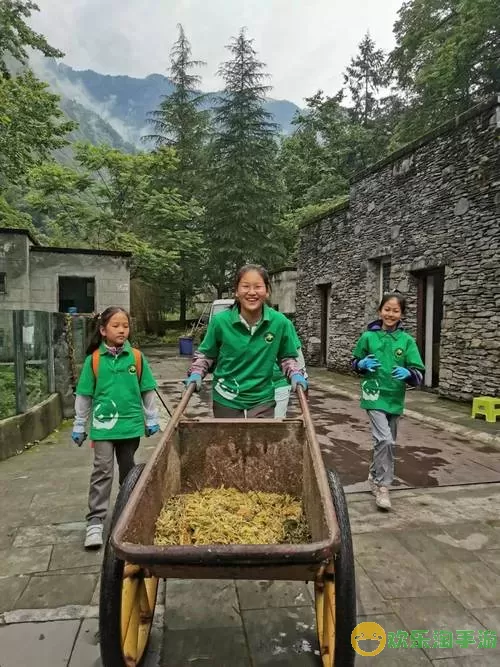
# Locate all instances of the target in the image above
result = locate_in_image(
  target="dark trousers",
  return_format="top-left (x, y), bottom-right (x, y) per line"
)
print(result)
top-left (212, 401), bottom-right (275, 419)
top-left (86, 437), bottom-right (140, 525)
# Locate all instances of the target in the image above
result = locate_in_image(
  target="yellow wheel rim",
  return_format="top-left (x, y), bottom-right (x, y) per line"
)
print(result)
top-left (120, 563), bottom-right (159, 667)
top-left (314, 561), bottom-right (336, 667)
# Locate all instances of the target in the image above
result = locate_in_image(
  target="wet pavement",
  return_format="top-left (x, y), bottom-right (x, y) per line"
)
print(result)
top-left (1, 347), bottom-right (500, 666)
top-left (153, 356), bottom-right (500, 493)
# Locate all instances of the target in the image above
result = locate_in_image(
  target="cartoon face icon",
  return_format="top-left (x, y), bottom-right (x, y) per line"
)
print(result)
top-left (93, 400), bottom-right (119, 430)
top-left (361, 378), bottom-right (380, 402)
top-left (214, 377), bottom-right (240, 401)
top-left (351, 622), bottom-right (386, 656)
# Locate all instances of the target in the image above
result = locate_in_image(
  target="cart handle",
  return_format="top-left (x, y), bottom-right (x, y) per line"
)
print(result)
top-left (296, 384), bottom-right (310, 419)
top-left (297, 385), bottom-right (317, 448)
top-left (173, 382), bottom-right (195, 420)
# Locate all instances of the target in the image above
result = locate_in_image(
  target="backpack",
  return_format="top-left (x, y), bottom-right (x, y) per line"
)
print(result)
top-left (91, 347), bottom-right (143, 382)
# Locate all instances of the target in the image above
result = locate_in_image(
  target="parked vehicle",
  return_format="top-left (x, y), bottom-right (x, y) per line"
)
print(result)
top-left (209, 298), bottom-right (234, 321)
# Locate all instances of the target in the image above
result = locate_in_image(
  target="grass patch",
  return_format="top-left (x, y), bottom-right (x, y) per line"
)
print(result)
top-left (0, 365), bottom-right (49, 419)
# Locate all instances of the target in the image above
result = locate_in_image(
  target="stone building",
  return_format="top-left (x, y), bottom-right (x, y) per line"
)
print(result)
top-left (296, 95), bottom-right (500, 401)
top-left (0, 228), bottom-right (131, 313)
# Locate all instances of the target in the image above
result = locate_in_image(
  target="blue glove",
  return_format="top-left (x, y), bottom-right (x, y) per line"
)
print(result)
top-left (291, 373), bottom-right (308, 392)
top-left (72, 431), bottom-right (86, 447)
top-left (146, 424), bottom-right (160, 437)
top-left (184, 373), bottom-right (202, 392)
top-left (392, 366), bottom-right (411, 381)
top-left (357, 355), bottom-right (381, 373)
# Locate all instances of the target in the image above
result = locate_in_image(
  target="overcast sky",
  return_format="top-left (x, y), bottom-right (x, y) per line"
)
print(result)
top-left (30, 0), bottom-right (404, 105)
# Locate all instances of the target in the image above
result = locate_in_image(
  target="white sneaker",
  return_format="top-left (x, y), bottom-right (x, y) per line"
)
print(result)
top-left (84, 524), bottom-right (103, 549)
top-left (375, 486), bottom-right (392, 511)
top-left (367, 474), bottom-right (377, 496)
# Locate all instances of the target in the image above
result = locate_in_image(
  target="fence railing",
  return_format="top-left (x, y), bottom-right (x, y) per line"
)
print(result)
top-left (0, 310), bottom-right (92, 420)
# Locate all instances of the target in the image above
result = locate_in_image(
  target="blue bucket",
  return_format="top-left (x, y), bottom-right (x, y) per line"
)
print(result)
top-left (179, 336), bottom-right (193, 356)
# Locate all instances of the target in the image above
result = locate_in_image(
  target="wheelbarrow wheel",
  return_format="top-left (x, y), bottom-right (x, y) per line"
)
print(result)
top-left (99, 463), bottom-right (159, 667)
top-left (314, 469), bottom-right (356, 667)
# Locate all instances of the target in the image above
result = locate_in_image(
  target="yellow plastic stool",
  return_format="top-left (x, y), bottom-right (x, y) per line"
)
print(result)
top-left (471, 397), bottom-right (500, 423)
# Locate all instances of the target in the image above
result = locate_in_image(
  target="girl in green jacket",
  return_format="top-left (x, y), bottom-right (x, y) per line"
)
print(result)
top-left (185, 265), bottom-right (307, 417)
top-left (72, 307), bottom-right (160, 549)
top-left (352, 292), bottom-right (425, 511)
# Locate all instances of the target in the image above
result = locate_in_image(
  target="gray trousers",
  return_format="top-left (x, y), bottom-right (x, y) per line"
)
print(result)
top-left (86, 438), bottom-right (140, 525)
top-left (367, 410), bottom-right (400, 487)
top-left (212, 401), bottom-right (275, 418)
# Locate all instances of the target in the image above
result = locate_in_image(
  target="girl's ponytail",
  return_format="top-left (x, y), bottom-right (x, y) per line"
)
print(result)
top-left (86, 313), bottom-right (103, 356)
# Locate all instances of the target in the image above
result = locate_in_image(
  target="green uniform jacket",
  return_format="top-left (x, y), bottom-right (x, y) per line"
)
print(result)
top-left (352, 325), bottom-right (425, 415)
top-left (76, 341), bottom-right (157, 440)
top-left (193, 304), bottom-right (299, 410)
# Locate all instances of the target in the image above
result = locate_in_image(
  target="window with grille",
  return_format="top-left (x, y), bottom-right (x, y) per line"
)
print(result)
top-left (381, 261), bottom-right (391, 294)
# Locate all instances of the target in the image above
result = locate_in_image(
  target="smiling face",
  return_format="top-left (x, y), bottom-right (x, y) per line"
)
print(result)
top-left (351, 621), bottom-right (387, 656)
top-left (379, 297), bottom-right (403, 330)
top-left (100, 311), bottom-right (130, 347)
top-left (235, 269), bottom-right (269, 320)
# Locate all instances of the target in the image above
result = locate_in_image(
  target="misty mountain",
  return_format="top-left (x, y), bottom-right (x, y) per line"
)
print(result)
top-left (37, 61), bottom-right (301, 148)
top-left (60, 99), bottom-right (137, 152)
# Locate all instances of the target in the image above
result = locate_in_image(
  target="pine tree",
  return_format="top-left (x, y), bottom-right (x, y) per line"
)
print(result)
top-left (143, 25), bottom-right (208, 324)
top-left (144, 24), bottom-right (207, 167)
top-left (205, 29), bottom-right (284, 295)
top-left (343, 32), bottom-right (388, 126)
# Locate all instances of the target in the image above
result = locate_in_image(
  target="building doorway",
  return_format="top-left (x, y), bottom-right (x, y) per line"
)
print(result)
top-left (415, 268), bottom-right (445, 387)
top-left (318, 283), bottom-right (331, 366)
top-left (58, 277), bottom-right (95, 313)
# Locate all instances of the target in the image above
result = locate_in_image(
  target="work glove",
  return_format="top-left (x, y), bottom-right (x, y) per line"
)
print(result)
top-left (392, 366), bottom-right (411, 381)
top-left (72, 431), bottom-right (87, 447)
top-left (184, 373), bottom-right (202, 392)
top-left (146, 424), bottom-right (160, 437)
top-left (357, 355), bottom-right (381, 373)
top-left (291, 373), bottom-right (308, 392)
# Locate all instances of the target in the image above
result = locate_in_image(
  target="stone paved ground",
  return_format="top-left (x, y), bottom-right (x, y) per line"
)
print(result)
top-left (0, 348), bottom-right (499, 666)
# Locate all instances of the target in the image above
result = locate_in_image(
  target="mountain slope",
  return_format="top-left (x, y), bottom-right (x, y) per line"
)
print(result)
top-left (37, 61), bottom-right (301, 146)
top-left (61, 99), bottom-right (136, 152)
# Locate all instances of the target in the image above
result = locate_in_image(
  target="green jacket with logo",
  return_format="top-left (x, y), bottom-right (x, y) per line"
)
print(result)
top-left (352, 321), bottom-right (425, 415)
top-left (75, 341), bottom-right (157, 440)
top-left (189, 304), bottom-right (299, 410)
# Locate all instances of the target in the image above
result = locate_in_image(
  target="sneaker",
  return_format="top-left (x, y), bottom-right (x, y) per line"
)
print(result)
top-left (367, 474), bottom-right (377, 496)
top-left (84, 524), bottom-right (103, 549)
top-left (375, 486), bottom-right (392, 511)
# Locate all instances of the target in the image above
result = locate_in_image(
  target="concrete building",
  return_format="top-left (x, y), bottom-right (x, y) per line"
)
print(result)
top-left (296, 96), bottom-right (500, 402)
top-left (270, 267), bottom-right (297, 315)
top-left (0, 228), bottom-right (131, 313)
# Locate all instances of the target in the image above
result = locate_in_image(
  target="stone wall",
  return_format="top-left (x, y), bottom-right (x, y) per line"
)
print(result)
top-left (270, 268), bottom-right (297, 314)
top-left (296, 96), bottom-right (500, 401)
top-left (29, 248), bottom-right (130, 312)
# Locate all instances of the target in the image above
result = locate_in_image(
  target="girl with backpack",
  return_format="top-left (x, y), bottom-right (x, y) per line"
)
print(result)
top-left (72, 307), bottom-right (160, 549)
top-left (184, 264), bottom-right (308, 417)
